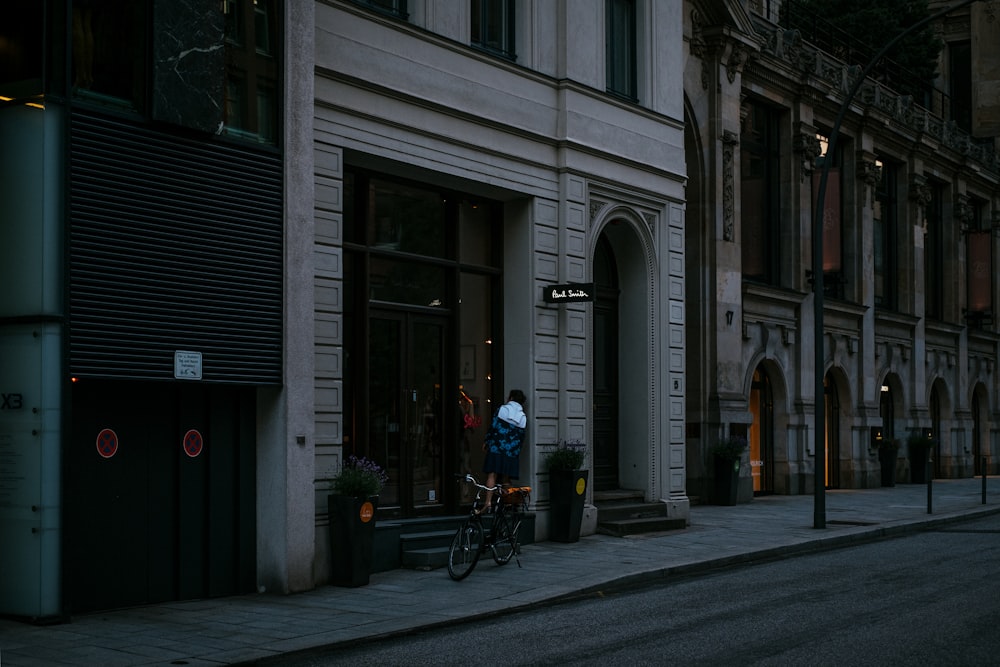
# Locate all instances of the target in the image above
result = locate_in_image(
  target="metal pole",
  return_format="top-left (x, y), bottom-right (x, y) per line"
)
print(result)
top-left (984, 456), bottom-right (988, 505)
top-left (810, 0), bottom-right (981, 530)
top-left (927, 451), bottom-right (933, 514)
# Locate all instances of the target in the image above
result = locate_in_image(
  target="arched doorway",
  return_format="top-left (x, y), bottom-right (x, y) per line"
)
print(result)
top-left (749, 365), bottom-right (774, 494)
top-left (824, 371), bottom-right (841, 489)
top-left (592, 214), bottom-right (652, 496)
top-left (879, 382), bottom-right (895, 443)
top-left (593, 234), bottom-right (620, 491)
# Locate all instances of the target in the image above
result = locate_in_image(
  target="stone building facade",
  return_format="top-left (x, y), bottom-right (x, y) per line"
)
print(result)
top-left (683, 0), bottom-right (1000, 502)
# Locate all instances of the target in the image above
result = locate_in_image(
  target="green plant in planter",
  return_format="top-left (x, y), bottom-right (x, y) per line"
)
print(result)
top-left (332, 455), bottom-right (388, 498)
top-left (544, 439), bottom-right (586, 472)
top-left (711, 435), bottom-right (748, 461)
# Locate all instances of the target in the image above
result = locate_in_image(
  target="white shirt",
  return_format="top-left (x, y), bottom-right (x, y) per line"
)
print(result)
top-left (497, 401), bottom-right (526, 429)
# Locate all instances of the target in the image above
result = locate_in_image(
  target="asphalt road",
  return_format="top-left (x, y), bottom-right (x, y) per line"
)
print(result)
top-left (267, 513), bottom-right (1000, 667)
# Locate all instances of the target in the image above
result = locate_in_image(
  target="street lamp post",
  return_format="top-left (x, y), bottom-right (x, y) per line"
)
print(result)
top-left (812, 0), bottom-right (983, 529)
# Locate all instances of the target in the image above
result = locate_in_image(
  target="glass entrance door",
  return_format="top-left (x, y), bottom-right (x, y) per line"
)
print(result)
top-left (369, 312), bottom-right (445, 516)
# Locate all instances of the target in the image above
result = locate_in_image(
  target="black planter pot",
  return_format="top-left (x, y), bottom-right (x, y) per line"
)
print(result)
top-left (328, 495), bottom-right (378, 587)
top-left (878, 448), bottom-right (898, 487)
top-left (549, 469), bottom-right (588, 543)
top-left (713, 456), bottom-right (740, 506)
top-left (909, 444), bottom-right (930, 484)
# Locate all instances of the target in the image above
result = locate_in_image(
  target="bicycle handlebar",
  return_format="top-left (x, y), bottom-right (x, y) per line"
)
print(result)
top-left (457, 472), bottom-right (501, 493)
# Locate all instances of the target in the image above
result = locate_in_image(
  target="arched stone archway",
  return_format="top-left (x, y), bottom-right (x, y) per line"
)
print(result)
top-left (823, 366), bottom-right (853, 489)
top-left (971, 383), bottom-right (990, 476)
top-left (592, 211), bottom-right (654, 497)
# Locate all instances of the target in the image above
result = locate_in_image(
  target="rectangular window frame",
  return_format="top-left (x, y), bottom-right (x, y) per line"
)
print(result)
top-left (924, 181), bottom-right (945, 321)
top-left (224, 0), bottom-right (280, 146)
top-left (352, 0), bottom-right (409, 20)
top-left (741, 100), bottom-right (782, 286)
top-left (815, 132), bottom-right (845, 299)
top-left (965, 198), bottom-right (993, 328)
top-left (873, 157), bottom-right (898, 311)
top-left (606, 0), bottom-right (637, 102)
top-left (471, 0), bottom-right (516, 60)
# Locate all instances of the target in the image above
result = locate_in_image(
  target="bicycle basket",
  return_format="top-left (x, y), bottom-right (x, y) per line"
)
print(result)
top-left (500, 486), bottom-right (531, 509)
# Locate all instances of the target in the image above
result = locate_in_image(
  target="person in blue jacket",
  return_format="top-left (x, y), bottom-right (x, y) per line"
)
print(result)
top-left (479, 389), bottom-right (527, 512)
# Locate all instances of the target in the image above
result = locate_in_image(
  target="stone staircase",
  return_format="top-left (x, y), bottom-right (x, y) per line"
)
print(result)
top-left (594, 489), bottom-right (687, 537)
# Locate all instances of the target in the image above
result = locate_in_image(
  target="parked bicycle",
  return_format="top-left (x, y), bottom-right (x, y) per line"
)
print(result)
top-left (447, 473), bottom-right (531, 581)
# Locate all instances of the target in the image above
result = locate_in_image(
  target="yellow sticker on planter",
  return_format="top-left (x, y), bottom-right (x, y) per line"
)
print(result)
top-left (575, 477), bottom-right (586, 495)
top-left (359, 501), bottom-right (375, 523)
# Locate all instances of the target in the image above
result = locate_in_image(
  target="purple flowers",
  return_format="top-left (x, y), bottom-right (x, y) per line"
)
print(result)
top-left (332, 455), bottom-right (389, 497)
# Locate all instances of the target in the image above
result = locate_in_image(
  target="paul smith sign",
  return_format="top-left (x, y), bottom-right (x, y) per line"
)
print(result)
top-left (544, 283), bottom-right (595, 303)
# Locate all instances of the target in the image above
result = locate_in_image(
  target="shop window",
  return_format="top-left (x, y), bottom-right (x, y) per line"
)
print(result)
top-left (369, 257), bottom-right (448, 307)
top-left (873, 157), bottom-right (898, 310)
top-left (924, 181), bottom-right (945, 321)
top-left (72, 0), bottom-right (149, 113)
top-left (342, 169), bottom-right (502, 516)
top-left (741, 100), bottom-right (781, 285)
top-left (0, 1), bottom-right (44, 100)
top-left (471, 0), bottom-right (516, 60)
top-left (606, 0), bottom-right (636, 101)
top-left (368, 179), bottom-right (448, 258)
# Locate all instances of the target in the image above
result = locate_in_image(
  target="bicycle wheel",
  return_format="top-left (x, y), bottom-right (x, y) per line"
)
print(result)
top-left (447, 518), bottom-right (484, 581)
top-left (490, 512), bottom-right (520, 565)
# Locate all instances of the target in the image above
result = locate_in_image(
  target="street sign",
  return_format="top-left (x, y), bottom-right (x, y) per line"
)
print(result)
top-left (174, 350), bottom-right (203, 380)
top-left (96, 428), bottom-right (118, 459)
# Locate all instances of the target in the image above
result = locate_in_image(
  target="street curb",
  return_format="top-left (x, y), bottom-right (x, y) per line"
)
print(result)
top-left (242, 505), bottom-right (1000, 666)
top-left (561, 505), bottom-right (1000, 599)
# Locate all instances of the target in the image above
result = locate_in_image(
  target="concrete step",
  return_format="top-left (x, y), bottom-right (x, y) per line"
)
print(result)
top-left (595, 501), bottom-right (669, 523)
top-left (402, 546), bottom-right (451, 570)
top-left (596, 516), bottom-right (687, 537)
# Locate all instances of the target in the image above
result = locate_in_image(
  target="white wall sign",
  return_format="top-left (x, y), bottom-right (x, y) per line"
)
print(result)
top-left (174, 350), bottom-right (203, 380)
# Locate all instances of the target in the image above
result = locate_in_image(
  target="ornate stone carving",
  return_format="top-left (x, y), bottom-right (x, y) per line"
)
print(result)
top-left (690, 9), bottom-right (710, 91)
top-left (726, 41), bottom-right (750, 84)
top-left (722, 131), bottom-right (739, 241)
top-left (793, 126), bottom-right (822, 182)
top-left (955, 193), bottom-right (974, 231)
top-left (642, 212), bottom-right (656, 232)
top-left (909, 173), bottom-right (932, 228)
top-left (858, 158), bottom-right (880, 208)
top-left (590, 200), bottom-right (608, 223)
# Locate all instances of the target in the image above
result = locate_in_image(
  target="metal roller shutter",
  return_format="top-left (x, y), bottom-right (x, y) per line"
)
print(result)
top-left (69, 111), bottom-right (283, 383)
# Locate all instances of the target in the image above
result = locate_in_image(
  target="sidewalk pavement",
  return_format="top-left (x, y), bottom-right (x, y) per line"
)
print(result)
top-left (2, 477), bottom-right (998, 666)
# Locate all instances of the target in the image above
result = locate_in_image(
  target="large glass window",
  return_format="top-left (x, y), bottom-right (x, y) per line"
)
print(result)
top-left (924, 181), bottom-right (944, 321)
top-left (966, 198), bottom-right (992, 328)
top-left (224, 0), bottom-right (279, 144)
top-left (471, 0), bottom-right (516, 60)
top-left (72, 0), bottom-right (149, 112)
top-left (815, 132), bottom-right (844, 298)
top-left (949, 41), bottom-right (972, 134)
top-left (343, 170), bottom-right (502, 516)
top-left (873, 158), bottom-right (898, 310)
top-left (0, 1), bottom-right (44, 100)
top-left (606, 0), bottom-right (637, 100)
top-left (741, 100), bottom-right (781, 285)
top-left (368, 179), bottom-right (448, 258)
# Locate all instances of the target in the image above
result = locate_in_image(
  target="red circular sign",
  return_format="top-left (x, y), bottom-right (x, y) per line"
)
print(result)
top-left (96, 428), bottom-right (118, 459)
top-left (183, 429), bottom-right (204, 458)
top-left (359, 501), bottom-right (375, 523)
